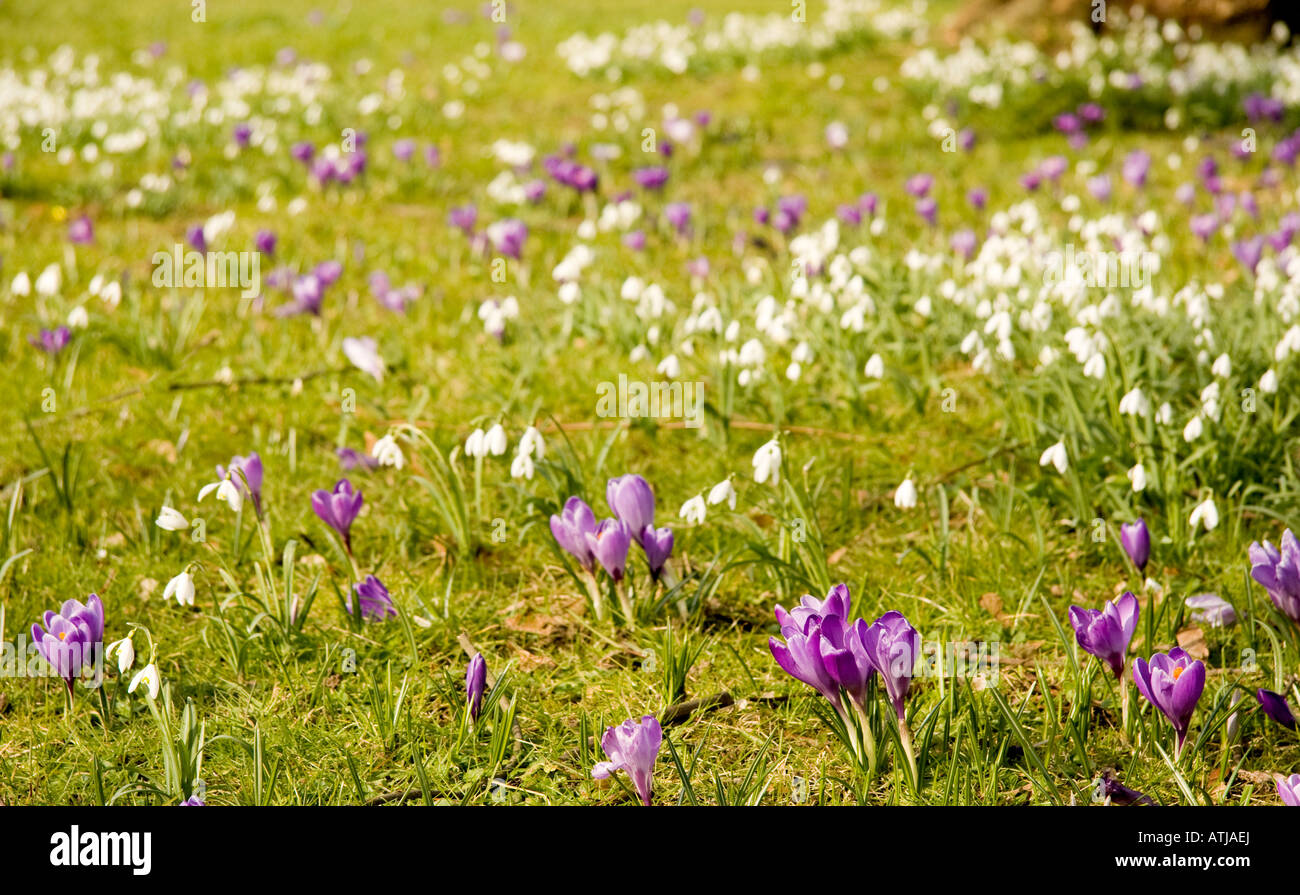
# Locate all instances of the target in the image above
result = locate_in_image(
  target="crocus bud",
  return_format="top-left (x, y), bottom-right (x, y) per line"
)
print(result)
top-left (466, 653), bottom-right (488, 720)
top-left (1120, 519), bottom-right (1150, 573)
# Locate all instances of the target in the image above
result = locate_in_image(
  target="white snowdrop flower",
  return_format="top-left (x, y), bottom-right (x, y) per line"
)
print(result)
top-left (752, 439), bottom-right (782, 485)
top-left (1155, 403), bottom-right (1173, 426)
top-left (724, 320), bottom-right (741, 342)
top-left (1039, 441), bottom-right (1068, 475)
top-left (484, 423), bottom-right (507, 456)
top-left (100, 281), bottom-right (122, 308)
top-left (342, 336), bottom-right (384, 382)
top-left (629, 345), bottom-right (649, 364)
top-left (1189, 497), bottom-right (1219, 532)
top-left (786, 361), bottom-right (802, 381)
top-left (558, 282), bottom-right (580, 305)
top-left (198, 477), bottom-right (243, 514)
top-left (1038, 345), bottom-right (1059, 367)
top-left (35, 263), bottom-right (62, 296)
top-left (465, 428), bottom-right (487, 458)
top-left (67, 305), bottom-right (89, 328)
top-left (738, 339), bottom-right (766, 367)
top-left (657, 354), bottom-right (680, 378)
top-left (1118, 387), bottom-right (1149, 417)
top-left (577, 219), bottom-right (597, 240)
top-left (1260, 368), bottom-right (1279, 394)
top-left (707, 478), bottom-right (737, 510)
top-left (1211, 353), bottom-right (1231, 378)
top-left (11, 272), bottom-right (31, 295)
top-left (863, 354), bottom-right (884, 379)
top-left (510, 451), bottom-right (535, 480)
top-left (894, 476), bottom-right (918, 509)
top-left (621, 276), bottom-right (645, 301)
top-left (679, 494), bottom-right (707, 525)
top-left (519, 425), bottom-right (545, 459)
top-left (129, 663), bottom-right (161, 700)
top-left (155, 507), bottom-right (188, 531)
top-left (1128, 463), bottom-right (1147, 492)
top-left (1082, 354), bottom-right (1107, 379)
top-left (372, 434), bottom-right (405, 469)
top-left (1182, 415), bottom-right (1203, 442)
top-left (914, 295), bottom-right (932, 317)
top-left (107, 635), bottom-right (135, 674)
top-left (164, 570), bottom-right (196, 607)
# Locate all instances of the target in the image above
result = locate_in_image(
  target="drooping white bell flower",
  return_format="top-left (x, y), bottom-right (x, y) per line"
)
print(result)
top-left (752, 439), bottom-right (782, 485)
top-left (679, 494), bottom-right (707, 525)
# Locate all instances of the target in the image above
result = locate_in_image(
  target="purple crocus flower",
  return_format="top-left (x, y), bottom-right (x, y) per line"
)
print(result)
top-left (1120, 519), bottom-right (1150, 573)
top-left (586, 519), bottom-right (632, 582)
top-left (1279, 774), bottom-right (1300, 806)
top-left (1020, 170), bottom-right (1043, 192)
top-left (951, 229), bottom-right (977, 259)
top-left (291, 141), bottom-right (315, 163)
top-left (592, 715), bottom-right (661, 806)
top-left (1038, 155), bottom-right (1067, 181)
top-left (664, 202), bottom-right (691, 235)
top-left (1098, 771), bottom-right (1154, 806)
top-left (1054, 113), bottom-right (1081, 135)
top-left (337, 446), bottom-right (380, 471)
top-left (915, 197), bottom-right (937, 226)
top-left (216, 452), bottom-right (264, 517)
top-left (1174, 182), bottom-right (1196, 205)
top-left (1132, 647), bottom-right (1206, 753)
top-left (859, 610), bottom-right (921, 720)
top-left (233, 122), bottom-right (252, 147)
top-left (1249, 529), bottom-right (1300, 625)
top-left (254, 229), bottom-right (277, 257)
top-left (640, 525), bottom-right (673, 578)
top-left (623, 230), bottom-right (646, 251)
top-left (466, 653), bottom-right (488, 720)
top-left (523, 179), bottom-right (546, 203)
top-left (31, 593), bottom-right (104, 692)
top-left (486, 219), bottom-right (527, 258)
top-left (1232, 237), bottom-right (1264, 275)
top-left (392, 138), bottom-right (415, 162)
top-left (29, 327), bottom-right (72, 355)
top-left (958, 128), bottom-right (976, 152)
top-left (348, 574), bottom-right (395, 621)
top-left (550, 496), bottom-right (597, 571)
top-left (904, 173), bottom-right (933, 198)
top-left (606, 475), bottom-right (655, 543)
top-left (1185, 593), bottom-right (1236, 628)
top-left (67, 216), bottom-right (94, 245)
top-left (633, 166), bottom-right (670, 190)
top-left (311, 479), bottom-right (363, 554)
top-left (1190, 214), bottom-right (1218, 242)
top-left (858, 192), bottom-right (878, 216)
top-left (770, 612), bottom-right (842, 708)
top-left (1256, 688), bottom-right (1296, 729)
top-left (775, 584), bottom-right (852, 632)
top-left (837, 204), bottom-right (862, 226)
top-left (1122, 150), bottom-right (1151, 188)
top-left (1087, 175), bottom-right (1113, 202)
top-left (448, 204), bottom-right (478, 236)
top-left (180, 796), bottom-right (206, 806)
top-left (1077, 103), bottom-right (1105, 124)
top-left (186, 224), bottom-right (207, 253)
top-left (967, 187), bottom-right (988, 210)
top-left (1068, 591), bottom-right (1139, 680)
top-left (817, 613), bottom-right (877, 708)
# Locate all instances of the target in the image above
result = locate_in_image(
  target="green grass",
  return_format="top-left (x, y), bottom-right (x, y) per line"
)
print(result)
top-left (0, 0), bottom-right (1298, 806)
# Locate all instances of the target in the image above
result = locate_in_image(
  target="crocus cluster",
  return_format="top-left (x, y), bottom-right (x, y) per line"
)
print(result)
top-left (550, 474), bottom-right (674, 623)
top-left (769, 584), bottom-right (920, 777)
